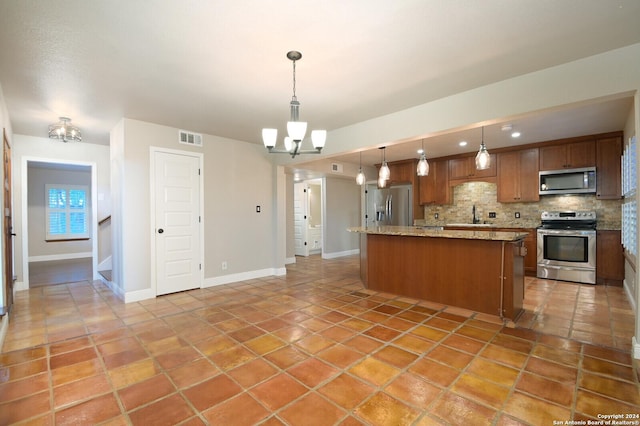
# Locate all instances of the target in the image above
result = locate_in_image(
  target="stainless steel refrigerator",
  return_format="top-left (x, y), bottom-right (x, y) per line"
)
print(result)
top-left (365, 183), bottom-right (413, 227)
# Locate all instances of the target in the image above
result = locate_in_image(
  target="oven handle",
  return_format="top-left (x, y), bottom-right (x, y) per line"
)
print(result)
top-left (537, 229), bottom-right (596, 236)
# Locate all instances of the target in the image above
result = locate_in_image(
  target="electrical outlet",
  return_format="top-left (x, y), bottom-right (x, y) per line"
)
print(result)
top-left (256, 205), bottom-right (261, 213)
top-left (434, 213), bottom-right (439, 219)
top-left (488, 212), bottom-right (496, 218)
top-left (515, 212), bottom-right (521, 219)
top-left (222, 261), bottom-right (228, 270)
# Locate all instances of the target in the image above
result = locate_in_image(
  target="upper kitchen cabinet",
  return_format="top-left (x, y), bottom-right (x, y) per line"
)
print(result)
top-left (596, 135), bottom-right (622, 199)
top-left (497, 148), bottom-right (539, 203)
top-left (449, 154), bottom-right (497, 182)
top-left (419, 159), bottom-right (451, 205)
top-left (539, 140), bottom-right (595, 171)
top-left (386, 159), bottom-right (415, 185)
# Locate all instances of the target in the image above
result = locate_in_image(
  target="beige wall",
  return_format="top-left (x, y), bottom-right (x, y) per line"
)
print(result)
top-left (324, 177), bottom-right (360, 255)
top-left (111, 119), bottom-right (276, 298)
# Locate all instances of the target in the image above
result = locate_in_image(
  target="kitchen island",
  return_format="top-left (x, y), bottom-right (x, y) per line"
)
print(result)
top-left (348, 226), bottom-right (528, 321)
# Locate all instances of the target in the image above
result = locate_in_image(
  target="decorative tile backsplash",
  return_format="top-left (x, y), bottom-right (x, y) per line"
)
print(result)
top-left (420, 182), bottom-right (621, 229)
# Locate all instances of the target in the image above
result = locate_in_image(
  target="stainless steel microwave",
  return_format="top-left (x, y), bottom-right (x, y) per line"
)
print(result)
top-left (539, 167), bottom-right (596, 195)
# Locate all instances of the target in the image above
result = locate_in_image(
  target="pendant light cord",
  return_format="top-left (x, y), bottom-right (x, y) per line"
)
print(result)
top-left (291, 59), bottom-right (297, 101)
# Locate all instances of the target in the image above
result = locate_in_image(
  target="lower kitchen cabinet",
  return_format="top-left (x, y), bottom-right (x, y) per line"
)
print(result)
top-left (444, 226), bottom-right (537, 276)
top-left (596, 230), bottom-right (624, 285)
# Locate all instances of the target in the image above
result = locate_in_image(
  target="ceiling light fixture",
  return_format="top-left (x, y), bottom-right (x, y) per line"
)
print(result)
top-left (475, 126), bottom-right (491, 170)
top-left (511, 131), bottom-right (521, 138)
top-left (356, 152), bottom-right (366, 185)
top-left (262, 51), bottom-right (326, 158)
top-left (48, 117), bottom-right (82, 142)
top-left (416, 139), bottom-right (429, 176)
top-left (378, 147), bottom-right (390, 188)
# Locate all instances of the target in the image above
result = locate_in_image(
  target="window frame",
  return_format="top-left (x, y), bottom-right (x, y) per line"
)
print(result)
top-left (45, 183), bottom-right (90, 241)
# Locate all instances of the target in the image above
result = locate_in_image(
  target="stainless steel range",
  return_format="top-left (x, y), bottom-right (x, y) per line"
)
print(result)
top-left (536, 211), bottom-right (596, 284)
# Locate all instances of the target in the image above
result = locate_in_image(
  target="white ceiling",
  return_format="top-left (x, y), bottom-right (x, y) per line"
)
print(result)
top-left (0, 1), bottom-right (639, 167)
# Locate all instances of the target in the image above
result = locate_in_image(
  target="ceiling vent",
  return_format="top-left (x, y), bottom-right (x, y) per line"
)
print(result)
top-left (331, 163), bottom-right (344, 173)
top-left (178, 130), bottom-right (203, 147)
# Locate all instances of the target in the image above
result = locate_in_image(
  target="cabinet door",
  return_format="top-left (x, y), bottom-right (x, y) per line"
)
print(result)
top-left (497, 151), bottom-right (520, 202)
top-left (449, 155), bottom-right (496, 180)
top-left (518, 148), bottom-right (540, 202)
top-left (448, 158), bottom-right (470, 180)
top-left (596, 230), bottom-right (624, 284)
top-left (539, 141), bottom-right (595, 170)
top-left (523, 229), bottom-right (537, 275)
top-left (497, 149), bottom-right (539, 203)
top-left (567, 140), bottom-right (595, 168)
top-left (419, 159), bottom-right (450, 205)
top-left (596, 136), bottom-right (622, 200)
top-left (473, 154), bottom-right (497, 178)
top-left (539, 145), bottom-right (567, 170)
top-left (387, 161), bottom-right (413, 185)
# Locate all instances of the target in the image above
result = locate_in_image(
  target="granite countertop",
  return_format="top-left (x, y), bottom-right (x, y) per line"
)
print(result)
top-left (348, 226), bottom-right (528, 242)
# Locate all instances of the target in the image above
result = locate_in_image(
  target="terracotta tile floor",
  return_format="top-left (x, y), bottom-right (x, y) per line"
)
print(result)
top-left (1, 255), bottom-right (639, 425)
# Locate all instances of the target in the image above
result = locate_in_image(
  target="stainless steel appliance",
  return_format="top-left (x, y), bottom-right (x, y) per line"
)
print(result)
top-left (537, 211), bottom-right (596, 284)
top-left (539, 167), bottom-right (596, 195)
top-left (365, 183), bottom-right (413, 227)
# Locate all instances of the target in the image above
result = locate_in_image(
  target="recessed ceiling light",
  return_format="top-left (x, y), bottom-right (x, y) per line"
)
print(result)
top-left (511, 131), bottom-right (521, 138)
top-left (501, 124), bottom-right (513, 132)
top-left (417, 148), bottom-right (424, 154)
top-left (459, 141), bottom-right (467, 147)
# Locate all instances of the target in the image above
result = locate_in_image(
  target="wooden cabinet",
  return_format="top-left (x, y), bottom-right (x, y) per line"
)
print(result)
top-left (419, 159), bottom-right (451, 205)
top-left (449, 154), bottom-right (497, 181)
top-left (596, 136), bottom-right (622, 200)
top-left (497, 148), bottom-right (539, 203)
top-left (539, 140), bottom-right (595, 171)
top-left (596, 230), bottom-right (624, 285)
top-left (444, 226), bottom-right (537, 276)
top-left (386, 160), bottom-right (414, 186)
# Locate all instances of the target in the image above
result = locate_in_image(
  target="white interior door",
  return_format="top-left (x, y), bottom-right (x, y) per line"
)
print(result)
top-left (154, 151), bottom-right (201, 295)
top-left (293, 183), bottom-right (308, 256)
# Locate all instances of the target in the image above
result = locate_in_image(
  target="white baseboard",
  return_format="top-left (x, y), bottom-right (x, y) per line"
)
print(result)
top-left (28, 252), bottom-right (92, 262)
top-left (322, 249), bottom-right (359, 259)
top-left (285, 257), bottom-right (296, 265)
top-left (623, 279), bottom-right (636, 312)
top-left (97, 255), bottom-right (112, 272)
top-left (633, 336), bottom-right (640, 360)
top-left (13, 281), bottom-right (27, 292)
top-left (204, 267), bottom-right (286, 288)
top-left (124, 287), bottom-right (155, 303)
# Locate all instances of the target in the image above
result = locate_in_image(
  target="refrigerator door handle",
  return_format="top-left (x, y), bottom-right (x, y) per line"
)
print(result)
top-left (387, 195), bottom-right (392, 224)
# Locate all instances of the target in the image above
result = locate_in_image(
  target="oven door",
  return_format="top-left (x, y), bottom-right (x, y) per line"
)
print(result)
top-left (537, 228), bottom-right (596, 284)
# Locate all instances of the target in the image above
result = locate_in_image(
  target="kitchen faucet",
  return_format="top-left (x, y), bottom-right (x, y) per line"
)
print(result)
top-left (472, 204), bottom-right (480, 224)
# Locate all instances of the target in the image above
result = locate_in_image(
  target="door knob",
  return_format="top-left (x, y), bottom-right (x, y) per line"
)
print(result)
top-left (158, 228), bottom-right (164, 234)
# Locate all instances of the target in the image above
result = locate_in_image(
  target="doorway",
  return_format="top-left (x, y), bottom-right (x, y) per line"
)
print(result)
top-left (21, 158), bottom-right (98, 289)
top-left (293, 179), bottom-right (323, 257)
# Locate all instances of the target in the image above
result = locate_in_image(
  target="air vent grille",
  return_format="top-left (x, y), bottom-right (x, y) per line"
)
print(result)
top-left (178, 130), bottom-right (203, 147)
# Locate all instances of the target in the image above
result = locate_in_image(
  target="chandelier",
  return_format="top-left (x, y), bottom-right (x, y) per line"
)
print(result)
top-left (262, 51), bottom-right (326, 158)
top-left (49, 117), bottom-right (82, 142)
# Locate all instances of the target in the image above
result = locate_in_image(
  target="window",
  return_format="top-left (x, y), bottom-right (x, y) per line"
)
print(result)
top-left (622, 135), bottom-right (637, 257)
top-left (45, 184), bottom-right (89, 240)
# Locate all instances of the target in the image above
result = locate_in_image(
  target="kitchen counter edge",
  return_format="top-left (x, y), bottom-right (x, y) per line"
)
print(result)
top-left (348, 226), bottom-right (528, 242)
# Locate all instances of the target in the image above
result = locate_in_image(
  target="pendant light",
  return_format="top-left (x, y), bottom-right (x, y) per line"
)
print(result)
top-left (355, 152), bottom-right (366, 185)
top-left (475, 126), bottom-right (491, 170)
top-left (416, 139), bottom-right (429, 176)
top-left (378, 147), bottom-right (390, 187)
